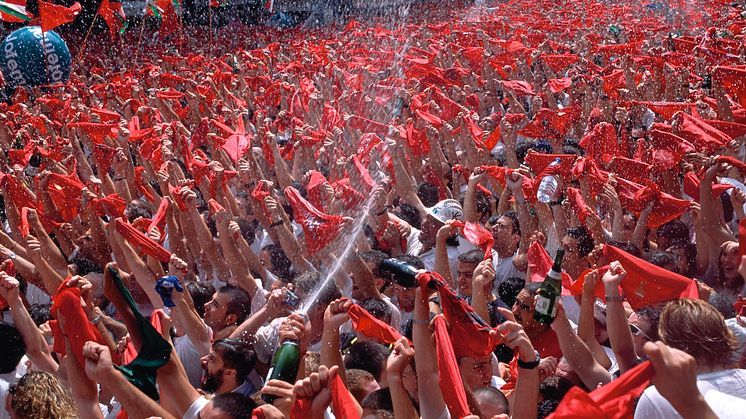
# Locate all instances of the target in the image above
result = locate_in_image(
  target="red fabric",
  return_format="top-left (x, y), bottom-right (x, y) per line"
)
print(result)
top-left (683, 171), bottom-right (733, 202)
top-left (114, 218), bottom-right (172, 262)
top-left (284, 187), bottom-right (344, 255)
top-left (527, 241), bottom-right (573, 296)
top-left (703, 119), bottom-right (746, 139)
top-left (122, 310), bottom-right (164, 365)
top-left (97, 0), bottom-right (127, 40)
top-left (548, 77), bottom-right (572, 93)
top-left (568, 245), bottom-right (698, 309)
top-left (289, 374), bottom-right (360, 419)
top-left (147, 197), bottom-right (170, 239)
top-left (674, 112), bottom-right (730, 153)
top-left (420, 271), bottom-right (500, 358)
top-left (50, 282), bottom-right (106, 369)
top-left (68, 122), bottom-right (118, 144)
top-left (350, 156), bottom-right (377, 194)
top-left (566, 187), bottom-right (594, 224)
top-left (647, 129), bottom-right (695, 172)
top-left (631, 101), bottom-right (693, 120)
top-left (571, 157), bottom-right (609, 195)
top-left (609, 157), bottom-right (651, 184)
top-left (614, 177), bottom-right (690, 228)
top-left (501, 80), bottom-right (537, 96)
top-left (523, 153), bottom-right (575, 178)
top-left (434, 316), bottom-right (472, 419)
top-left (717, 155), bottom-right (746, 175)
top-left (415, 108), bottom-right (444, 129)
top-left (251, 182), bottom-right (272, 221)
top-left (348, 304), bottom-right (404, 345)
top-left (579, 122), bottom-right (619, 164)
top-left (19, 207), bottom-right (30, 238)
top-left (712, 66), bottom-right (746, 110)
top-left (452, 221), bottom-right (493, 260)
top-left (46, 172), bottom-right (84, 222)
top-left (93, 143), bottom-right (117, 175)
top-left (38, 1), bottom-right (81, 32)
top-left (463, 114), bottom-right (486, 149)
top-left (92, 194), bottom-right (127, 218)
top-left (305, 171), bottom-right (328, 211)
top-left (549, 361), bottom-right (654, 419)
top-left (207, 198), bottom-right (225, 216)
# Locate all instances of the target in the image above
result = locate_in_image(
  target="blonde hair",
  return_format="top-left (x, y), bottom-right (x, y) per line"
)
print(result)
top-left (659, 299), bottom-right (738, 369)
top-left (9, 371), bottom-right (77, 419)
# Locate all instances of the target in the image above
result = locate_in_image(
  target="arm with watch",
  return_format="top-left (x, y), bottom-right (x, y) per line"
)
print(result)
top-left (602, 260), bottom-right (639, 374)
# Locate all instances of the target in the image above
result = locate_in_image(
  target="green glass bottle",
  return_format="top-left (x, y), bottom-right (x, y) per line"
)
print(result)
top-left (534, 248), bottom-right (565, 324)
top-left (261, 340), bottom-right (301, 404)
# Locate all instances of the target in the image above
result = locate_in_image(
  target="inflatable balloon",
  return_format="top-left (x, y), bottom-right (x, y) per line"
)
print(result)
top-left (0, 26), bottom-right (71, 89)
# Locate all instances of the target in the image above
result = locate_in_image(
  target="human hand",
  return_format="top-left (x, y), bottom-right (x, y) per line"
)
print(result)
top-left (25, 235), bottom-right (42, 259)
top-left (601, 260), bottom-right (626, 288)
top-left (436, 219), bottom-right (460, 243)
top-left (293, 365), bottom-right (340, 419)
top-left (279, 314), bottom-right (308, 348)
top-left (469, 167), bottom-right (486, 185)
top-left (583, 269), bottom-right (600, 297)
top-left (323, 298), bottom-right (352, 331)
top-left (261, 379), bottom-right (295, 417)
top-left (538, 356), bottom-right (558, 380)
top-left (0, 272), bottom-right (20, 304)
top-left (180, 187), bottom-right (198, 209)
top-left (65, 275), bottom-right (95, 319)
top-left (386, 337), bottom-right (415, 376)
top-left (265, 288), bottom-right (291, 318)
top-left (83, 341), bottom-right (116, 382)
top-left (494, 307), bottom-right (535, 362)
top-left (473, 258), bottom-right (495, 289)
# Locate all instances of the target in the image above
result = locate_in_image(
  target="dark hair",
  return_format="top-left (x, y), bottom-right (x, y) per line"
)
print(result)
top-left (500, 211), bottom-right (521, 236)
top-left (567, 226), bottom-right (594, 257)
top-left (475, 190), bottom-right (492, 221)
top-left (537, 399), bottom-right (561, 419)
top-left (187, 281), bottom-right (216, 318)
top-left (360, 387), bottom-right (393, 413)
top-left (209, 392), bottom-right (257, 419)
top-left (202, 210), bottom-right (218, 237)
top-left (125, 200), bottom-right (152, 222)
top-left (70, 256), bottom-right (103, 276)
top-left (499, 277), bottom-right (526, 307)
top-left (645, 251), bottom-right (679, 273)
top-left (235, 218), bottom-right (255, 246)
top-left (28, 304), bottom-right (52, 326)
top-left (458, 249), bottom-right (484, 265)
top-left (606, 240), bottom-right (642, 258)
top-left (417, 182), bottom-right (440, 208)
top-left (261, 244), bottom-right (294, 280)
top-left (635, 306), bottom-right (662, 341)
top-left (539, 376), bottom-right (574, 402)
top-left (218, 285), bottom-right (252, 324)
top-left (394, 203), bottom-right (421, 229)
top-left (345, 341), bottom-right (390, 381)
top-left (709, 292), bottom-right (737, 319)
top-left (667, 242), bottom-right (698, 278)
top-left (346, 368), bottom-right (377, 402)
top-left (655, 221), bottom-right (689, 247)
top-left (473, 386), bottom-right (510, 415)
top-left (212, 338), bottom-right (257, 384)
top-left (360, 298), bottom-right (392, 324)
top-left (0, 322), bottom-right (25, 373)
top-left (294, 271), bottom-right (341, 307)
top-left (360, 250), bottom-right (389, 278)
top-left (395, 254), bottom-right (425, 270)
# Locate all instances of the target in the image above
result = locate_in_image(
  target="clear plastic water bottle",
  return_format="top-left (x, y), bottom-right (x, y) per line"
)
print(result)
top-left (536, 158), bottom-right (561, 203)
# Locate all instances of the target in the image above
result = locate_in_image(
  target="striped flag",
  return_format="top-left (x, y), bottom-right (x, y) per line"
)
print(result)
top-left (98, 0), bottom-right (127, 39)
top-left (0, 0), bottom-right (30, 22)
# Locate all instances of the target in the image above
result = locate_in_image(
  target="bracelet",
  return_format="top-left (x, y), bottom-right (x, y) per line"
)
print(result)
top-left (91, 315), bottom-right (104, 325)
top-left (112, 176), bottom-right (125, 181)
top-left (269, 220), bottom-right (284, 228)
top-left (374, 206), bottom-right (391, 217)
top-left (412, 318), bottom-right (430, 325)
top-left (606, 295), bottom-right (625, 303)
top-left (517, 350), bottom-right (541, 369)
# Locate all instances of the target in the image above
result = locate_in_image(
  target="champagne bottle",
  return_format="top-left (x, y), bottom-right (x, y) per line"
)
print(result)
top-left (380, 258), bottom-right (419, 288)
top-left (261, 340), bottom-right (301, 404)
top-left (534, 248), bottom-right (565, 324)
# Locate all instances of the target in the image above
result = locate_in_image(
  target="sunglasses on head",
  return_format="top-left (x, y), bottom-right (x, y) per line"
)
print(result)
top-left (630, 323), bottom-right (651, 341)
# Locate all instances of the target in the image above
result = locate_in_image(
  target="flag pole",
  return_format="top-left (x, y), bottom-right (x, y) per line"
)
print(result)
top-left (72, 11), bottom-right (98, 74)
top-left (134, 12), bottom-right (147, 65)
top-left (208, 4), bottom-right (213, 58)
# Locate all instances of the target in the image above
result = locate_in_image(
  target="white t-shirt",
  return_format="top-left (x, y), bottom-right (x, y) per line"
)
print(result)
top-left (175, 332), bottom-right (210, 389)
top-left (183, 396), bottom-right (210, 419)
top-left (0, 372), bottom-right (17, 419)
top-left (634, 368), bottom-right (746, 419)
top-left (490, 249), bottom-right (521, 292)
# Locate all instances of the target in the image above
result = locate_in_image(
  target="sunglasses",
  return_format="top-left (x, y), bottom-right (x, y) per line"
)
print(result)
top-left (630, 323), bottom-right (652, 341)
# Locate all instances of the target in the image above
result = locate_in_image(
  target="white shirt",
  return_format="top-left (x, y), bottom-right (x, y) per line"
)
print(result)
top-left (183, 396), bottom-right (210, 419)
top-left (175, 333), bottom-right (210, 388)
top-left (634, 368), bottom-right (746, 419)
top-left (0, 372), bottom-right (17, 419)
top-left (490, 249), bottom-right (521, 292)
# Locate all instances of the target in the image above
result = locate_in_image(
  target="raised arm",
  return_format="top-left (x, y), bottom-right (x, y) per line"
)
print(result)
top-left (602, 260), bottom-right (638, 373)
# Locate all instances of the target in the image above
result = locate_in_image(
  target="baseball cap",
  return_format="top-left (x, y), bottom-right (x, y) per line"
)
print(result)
top-left (426, 199), bottom-right (464, 224)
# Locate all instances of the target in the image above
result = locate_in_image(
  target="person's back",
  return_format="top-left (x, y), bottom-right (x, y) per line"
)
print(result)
top-left (634, 299), bottom-right (746, 419)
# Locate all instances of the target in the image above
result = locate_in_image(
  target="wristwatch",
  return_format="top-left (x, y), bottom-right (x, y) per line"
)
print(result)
top-left (91, 315), bottom-right (104, 325)
top-left (517, 350), bottom-right (541, 370)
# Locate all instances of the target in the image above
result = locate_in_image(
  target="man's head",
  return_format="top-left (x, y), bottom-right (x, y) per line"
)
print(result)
top-left (420, 199), bottom-right (463, 248)
top-left (512, 283), bottom-right (546, 334)
top-left (294, 271), bottom-right (341, 326)
top-left (200, 338), bottom-right (257, 394)
top-left (457, 250), bottom-right (483, 297)
top-left (344, 341), bottom-right (390, 382)
top-left (562, 226), bottom-right (594, 271)
top-left (655, 221), bottom-right (689, 251)
top-left (458, 354), bottom-right (493, 389)
top-left (0, 322), bottom-right (25, 374)
top-left (359, 298), bottom-right (392, 328)
top-left (360, 388), bottom-right (393, 418)
top-left (629, 306), bottom-right (660, 357)
top-left (186, 281), bottom-right (216, 318)
top-left (473, 386), bottom-right (510, 417)
top-left (198, 393), bottom-right (257, 419)
top-left (392, 255), bottom-right (424, 313)
top-left (346, 369), bottom-right (381, 403)
top-left (203, 285), bottom-right (251, 331)
top-left (659, 299), bottom-right (737, 369)
top-left (357, 250), bottom-right (389, 300)
top-left (488, 211), bottom-right (521, 252)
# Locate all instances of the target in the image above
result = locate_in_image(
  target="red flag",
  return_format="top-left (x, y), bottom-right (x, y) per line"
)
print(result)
top-left (501, 80), bottom-right (537, 96)
top-left (434, 316), bottom-right (472, 419)
top-left (114, 218), bottom-right (172, 263)
top-left (38, 1), bottom-right (81, 32)
top-left (549, 361), bottom-right (654, 418)
top-left (453, 221), bottom-right (493, 260)
top-left (569, 245), bottom-right (698, 309)
top-left (19, 207), bottom-right (30, 238)
top-left (348, 304), bottom-right (404, 345)
top-left (284, 187), bottom-right (344, 256)
top-left (683, 171), bottom-right (733, 202)
top-left (97, 0), bottom-right (127, 40)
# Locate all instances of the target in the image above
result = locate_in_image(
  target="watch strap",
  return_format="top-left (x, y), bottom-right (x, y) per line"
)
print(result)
top-left (517, 350), bottom-right (541, 369)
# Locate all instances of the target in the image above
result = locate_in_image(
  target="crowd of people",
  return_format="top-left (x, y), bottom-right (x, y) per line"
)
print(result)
top-left (0, 0), bottom-right (745, 417)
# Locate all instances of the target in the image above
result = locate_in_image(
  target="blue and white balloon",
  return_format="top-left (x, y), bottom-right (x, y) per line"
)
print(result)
top-left (0, 26), bottom-right (71, 88)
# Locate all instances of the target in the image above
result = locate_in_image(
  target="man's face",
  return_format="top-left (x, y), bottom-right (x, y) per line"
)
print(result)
top-left (561, 234), bottom-right (584, 271)
top-left (203, 292), bottom-right (231, 330)
top-left (490, 216), bottom-right (517, 249)
top-left (200, 348), bottom-right (226, 393)
top-left (721, 242), bottom-right (740, 278)
top-left (512, 289), bottom-right (537, 329)
top-left (420, 214), bottom-right (443, 248)
top-left (457, 261), bottom-right (478, 297)
top-left (394, 285), bottom-right (416, 313)
top-left (459, 354), bottom-right (492, 389)
top-left (628, 312), bottom-right (652, 357)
